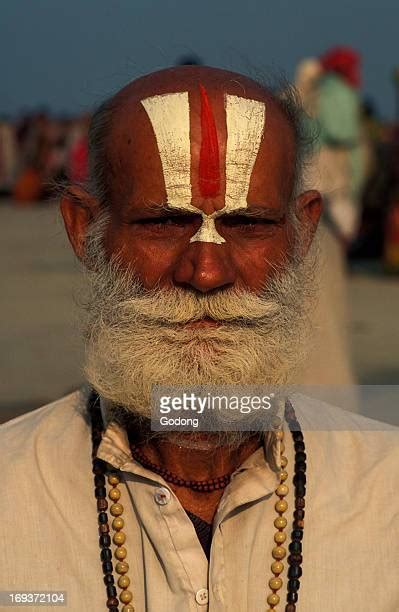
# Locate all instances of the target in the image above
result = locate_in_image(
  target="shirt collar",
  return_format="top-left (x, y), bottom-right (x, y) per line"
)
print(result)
top-left (96, 396), bottom-right (284, 485)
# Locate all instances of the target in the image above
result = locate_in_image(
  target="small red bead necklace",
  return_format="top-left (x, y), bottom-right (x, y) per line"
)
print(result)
top-left (130, 443), bottom-right (231, 492)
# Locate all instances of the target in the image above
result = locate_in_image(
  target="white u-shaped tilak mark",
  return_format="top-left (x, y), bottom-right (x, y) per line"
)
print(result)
top-left (141, 92), bottom-right (266, 244)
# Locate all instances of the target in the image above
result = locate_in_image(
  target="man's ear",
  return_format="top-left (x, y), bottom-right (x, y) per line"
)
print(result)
top-left (60, 186), bottom-right (100, 261)
top-left (293, 189), bottom-right (323, 250)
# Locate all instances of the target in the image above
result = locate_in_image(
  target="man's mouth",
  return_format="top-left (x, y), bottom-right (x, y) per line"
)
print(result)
top-left (184, 317), bottom-right (221, 329)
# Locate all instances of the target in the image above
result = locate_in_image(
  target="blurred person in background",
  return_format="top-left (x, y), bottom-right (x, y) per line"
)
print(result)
top-left (295, 56), bottom-right (356, 387)
top-left (383, 69), bottom-right (399, 271)
top-left (66, 113), bottom-right (90, 185)
top-left (349, 98), bottom-right (394, 262)
top-left (13, 112), bottom-right (50, 202)
top-left (11, 111), bottom-right (84, 203)
top-left (0, 116), bottom-right (18, 196)
top-left (296, 47), bottom-right (370, 248)
top-left (384, 121), bottom-right (399, 271)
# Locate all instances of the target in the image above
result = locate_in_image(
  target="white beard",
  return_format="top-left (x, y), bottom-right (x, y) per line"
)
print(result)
top-left (80, 213), bottom-right (319, 426)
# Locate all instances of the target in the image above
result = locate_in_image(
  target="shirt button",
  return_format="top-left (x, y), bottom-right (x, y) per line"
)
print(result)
top-left (195, 589), bottom-right (209, 605)
top-left (154, 487), bottom-right (171, 505)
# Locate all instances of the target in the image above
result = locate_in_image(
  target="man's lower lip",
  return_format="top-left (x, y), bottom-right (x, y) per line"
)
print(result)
top-left (184, 318), bottom-right (221, 329)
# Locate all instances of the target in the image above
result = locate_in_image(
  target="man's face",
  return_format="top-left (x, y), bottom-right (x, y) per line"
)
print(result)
top-left (95, 69), bottom-right (316, 295)
top-left (61, 67), bottom-right (321, 417)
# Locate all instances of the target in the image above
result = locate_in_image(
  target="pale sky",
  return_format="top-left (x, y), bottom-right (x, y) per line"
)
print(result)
top-left (1, 0), bottom-right (398, 118)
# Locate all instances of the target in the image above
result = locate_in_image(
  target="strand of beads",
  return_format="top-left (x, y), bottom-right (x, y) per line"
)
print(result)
top-left (284, 400), bottom-right (306, 612)
top-left (92, 458), bottom-right (119, 611)
top-left (108, 473), bottom-right (135, 612)
top-left (89, 389), bottom-right (120, 612)
top-left (89, 390), bottom-right (306, 612)
top-left (89, 392), bottom-right (135, 612)
top-left (130, 444), bottom-right (231, 492)
top-left (266, 427), bottom-right (289, 611)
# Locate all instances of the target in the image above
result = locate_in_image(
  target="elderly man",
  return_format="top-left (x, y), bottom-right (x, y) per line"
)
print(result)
top-left (1, 66), bottom-right (398, 612)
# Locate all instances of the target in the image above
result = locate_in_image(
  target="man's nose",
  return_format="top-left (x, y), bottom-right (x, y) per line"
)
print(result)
top-left (173, 242), bottom-right (236, 292)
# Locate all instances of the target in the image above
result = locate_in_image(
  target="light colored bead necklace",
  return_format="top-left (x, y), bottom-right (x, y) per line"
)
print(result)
top-left (90, 393), bottom-right (306, 611)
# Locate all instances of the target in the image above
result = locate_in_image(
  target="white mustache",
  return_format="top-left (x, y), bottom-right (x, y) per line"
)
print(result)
top-left (114, 286), bottom-right (282, 326)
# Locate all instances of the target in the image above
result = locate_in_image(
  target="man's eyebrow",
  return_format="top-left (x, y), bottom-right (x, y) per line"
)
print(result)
top-left (219, 206), bottom-right (285, 220)
top-left (136, 202), bottom-right (200, 215)
top-left (132, 202), bottom-right (285, 219)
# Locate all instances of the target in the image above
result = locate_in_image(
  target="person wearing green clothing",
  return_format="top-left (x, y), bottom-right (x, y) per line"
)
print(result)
top-left (297, 47), bottom-right (368, 245)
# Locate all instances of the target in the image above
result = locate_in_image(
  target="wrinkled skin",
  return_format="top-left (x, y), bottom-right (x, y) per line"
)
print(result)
top-left (61, 66), bottom-right (322, 521)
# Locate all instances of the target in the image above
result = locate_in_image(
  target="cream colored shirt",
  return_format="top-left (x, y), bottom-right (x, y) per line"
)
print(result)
top-left (1, 389), bottom-right (398, 611)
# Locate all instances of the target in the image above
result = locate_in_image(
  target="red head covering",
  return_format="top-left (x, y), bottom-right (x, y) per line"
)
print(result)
top-left (320, 46), bottom-right (361, 88)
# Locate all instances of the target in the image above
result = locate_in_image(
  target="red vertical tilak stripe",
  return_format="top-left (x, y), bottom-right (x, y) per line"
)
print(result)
top-left (198, 83), bottom-right (221, 198)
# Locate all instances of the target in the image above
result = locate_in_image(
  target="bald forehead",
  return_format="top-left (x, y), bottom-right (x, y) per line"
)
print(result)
top-left (103, 67), bottom-right (297, 216)
top-left (113, 67), bottom-right (293, 139)
top-left (115, 66), bottom-right (274, 106)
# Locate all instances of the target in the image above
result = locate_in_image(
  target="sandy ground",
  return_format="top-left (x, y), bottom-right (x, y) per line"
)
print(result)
top-left (1, 202), bottom-right (398, 424)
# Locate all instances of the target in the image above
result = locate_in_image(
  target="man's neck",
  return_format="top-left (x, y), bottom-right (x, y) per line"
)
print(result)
top-left (132, 433), bottom-right (263, 523)
top-left (103, 403), bottom-right (264, 523)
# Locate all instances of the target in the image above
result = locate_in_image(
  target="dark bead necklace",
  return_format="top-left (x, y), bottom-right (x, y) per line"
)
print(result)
top-left (283, 400), bottom-right (306, 612)
top-left (90, 393), bottom-right (120, 612)
top-left (130, 443), bottom-right (231, 492)
top-left (88, 391), bottom-right (306, 611)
